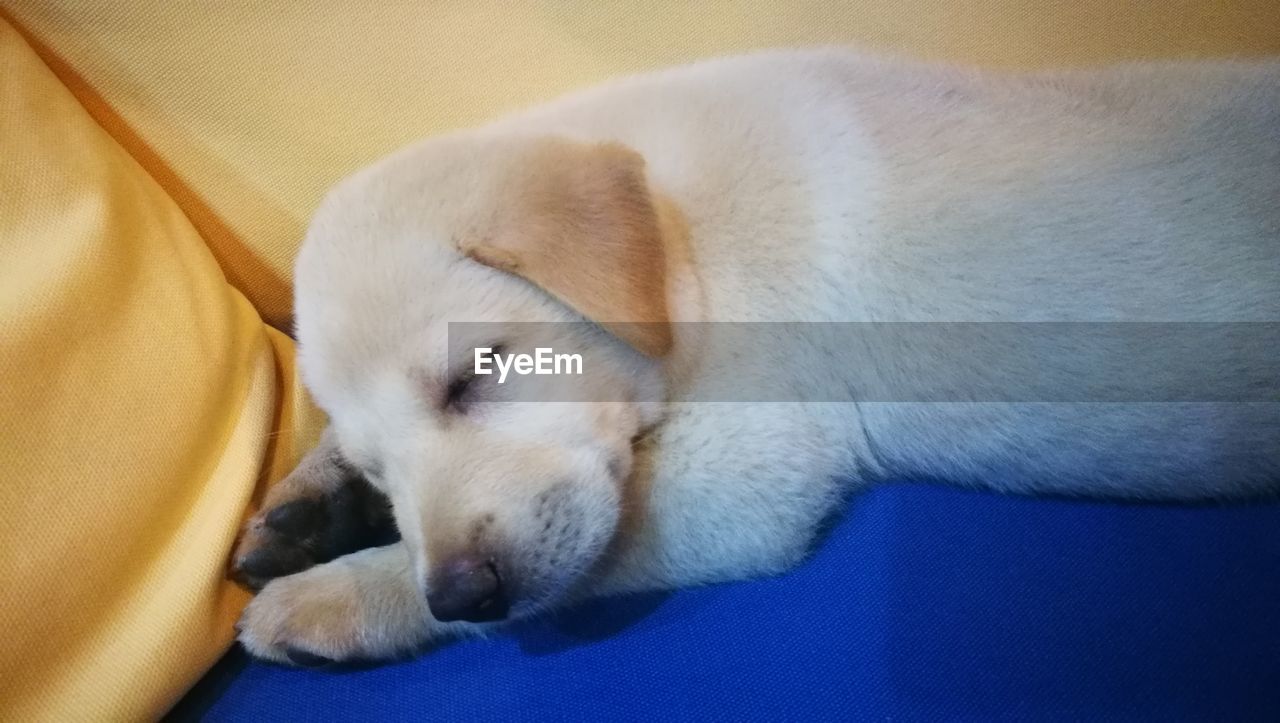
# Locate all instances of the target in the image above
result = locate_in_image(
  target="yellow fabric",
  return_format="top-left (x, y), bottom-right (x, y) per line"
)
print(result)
top-left (0, 16), bottom-right (320, 721)
top-left (5, 0), bottom-right (1279, 329)
top-left (1, 2), bottom-right (1278, 720)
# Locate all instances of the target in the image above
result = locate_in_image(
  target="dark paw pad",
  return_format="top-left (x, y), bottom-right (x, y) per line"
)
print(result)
top-left (232, 477), bottom-right (398, 590)
top-left (265, 498), bottom-right (327, 537)
top-left (235, 545), bottom-right (314, 582)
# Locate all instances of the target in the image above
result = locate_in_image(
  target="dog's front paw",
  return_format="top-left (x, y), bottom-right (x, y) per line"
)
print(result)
top-left (236, 556), bottom-right (373, 666)
top-left (232, 461), bottom-right (398, 591)
top-left (237, 545), bottom-right (451, 666)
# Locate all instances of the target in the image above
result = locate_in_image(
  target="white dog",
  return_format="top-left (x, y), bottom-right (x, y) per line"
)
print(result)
top-left (232, 50), bottom-right (1280, 666)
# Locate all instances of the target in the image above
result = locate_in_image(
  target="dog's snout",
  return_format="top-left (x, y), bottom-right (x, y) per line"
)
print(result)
top-left (426, 554), bottom-right (510, 623)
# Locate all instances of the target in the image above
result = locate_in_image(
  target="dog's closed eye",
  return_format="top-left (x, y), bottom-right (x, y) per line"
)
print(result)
top-left (445, 370), bottom-right (475, 409)
top-left (445, 345), bottom-right (504, 412)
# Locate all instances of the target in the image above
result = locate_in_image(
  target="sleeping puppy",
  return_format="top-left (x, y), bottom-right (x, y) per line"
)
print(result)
top-left (232, 50), bottom-right (1280, 665)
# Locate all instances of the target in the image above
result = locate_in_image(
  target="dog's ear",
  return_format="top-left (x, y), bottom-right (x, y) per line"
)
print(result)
top-left (458, 139), bottom-right (672, 357)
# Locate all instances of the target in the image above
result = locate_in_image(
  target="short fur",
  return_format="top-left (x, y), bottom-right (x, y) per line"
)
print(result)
top-left (234, 49), bottom-right (1280, 665)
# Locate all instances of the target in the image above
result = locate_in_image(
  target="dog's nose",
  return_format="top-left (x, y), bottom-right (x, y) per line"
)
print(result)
top-left (426, 555), bottom-right (509, 623)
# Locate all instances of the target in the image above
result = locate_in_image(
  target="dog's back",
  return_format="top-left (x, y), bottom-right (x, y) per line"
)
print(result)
top-left (841, 59), bottom-right (1279, 498)
top-left (495, 51), bottom-right (1280, 500)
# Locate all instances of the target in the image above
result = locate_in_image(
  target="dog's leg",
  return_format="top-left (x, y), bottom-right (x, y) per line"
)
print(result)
top-left (236, 543), bottom-right (478, 665)
top-left (231, 428), bottom-right (398, 591)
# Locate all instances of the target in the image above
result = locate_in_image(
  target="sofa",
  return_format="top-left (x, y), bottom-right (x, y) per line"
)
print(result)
top-left (1, 2), bottom-right (1277, 719)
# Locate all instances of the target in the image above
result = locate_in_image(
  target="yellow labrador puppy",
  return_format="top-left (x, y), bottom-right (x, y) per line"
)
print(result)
top-left (233, 50), bottom-right (1280, 666)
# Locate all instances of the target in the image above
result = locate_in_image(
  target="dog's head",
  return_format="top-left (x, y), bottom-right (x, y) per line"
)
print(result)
top-left (294, 134), bottom-right (676, 623)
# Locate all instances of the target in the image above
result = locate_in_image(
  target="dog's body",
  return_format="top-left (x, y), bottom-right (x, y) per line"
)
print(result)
top-left (233, 50), bottom-right (1280, 665)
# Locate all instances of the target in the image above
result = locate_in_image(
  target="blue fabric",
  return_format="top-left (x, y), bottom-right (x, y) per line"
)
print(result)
top-left (183, 484), bottom-right (1280, 721)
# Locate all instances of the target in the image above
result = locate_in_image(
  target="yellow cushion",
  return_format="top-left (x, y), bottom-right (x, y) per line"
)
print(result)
top-left (0, 17), bottom-right (320, 720)
top-left (6, 1), bottom-right (1279, 329)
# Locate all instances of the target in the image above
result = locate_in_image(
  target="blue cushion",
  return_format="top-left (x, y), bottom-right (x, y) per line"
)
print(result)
top-left (180, 484), bottom-right (1280, 721)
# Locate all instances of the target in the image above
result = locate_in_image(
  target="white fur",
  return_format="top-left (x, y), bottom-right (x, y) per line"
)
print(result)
top-left (238, 50), bottom-right (1280, 664)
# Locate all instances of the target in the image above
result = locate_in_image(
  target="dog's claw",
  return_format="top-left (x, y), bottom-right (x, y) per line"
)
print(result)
top-left (284, 647), bottom-right (335, 668)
